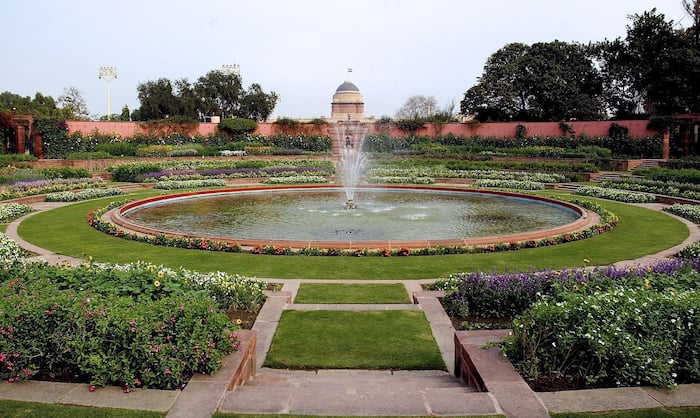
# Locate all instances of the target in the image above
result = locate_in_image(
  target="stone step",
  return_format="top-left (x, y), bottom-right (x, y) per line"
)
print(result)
top-left (242, 369), bottom-right (467, 389)
top-left (220, 369), bottom-right (492, 416)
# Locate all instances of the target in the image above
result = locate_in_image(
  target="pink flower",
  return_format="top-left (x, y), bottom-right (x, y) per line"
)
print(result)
top-left (164, 368), bottom-right (172, 375)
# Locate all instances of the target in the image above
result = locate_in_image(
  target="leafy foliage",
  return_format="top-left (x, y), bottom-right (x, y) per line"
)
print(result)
top-left (218, 117), bottom-right (258, 135)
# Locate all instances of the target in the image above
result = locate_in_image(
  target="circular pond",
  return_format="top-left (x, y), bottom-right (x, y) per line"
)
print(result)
top-left (112, 185), bottom-right (595, 249)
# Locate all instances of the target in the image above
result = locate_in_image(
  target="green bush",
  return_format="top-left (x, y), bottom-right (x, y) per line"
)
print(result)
top-left (637, 167), bottom-right (700, 185)
top-left (39, 167), bottom-right (91, 179)
top-left (504, 287), bottom-right (700, 389)
top-left (95, 142), bottom-right (137, 156)
top-left (0, 154), bottom-right (37, 163)
top-left (108, 162), bottom-right (162, 182)
top-left (66, 151), bottom-right (113, 160)
top-left (219, 118), bottom-right (258, 135)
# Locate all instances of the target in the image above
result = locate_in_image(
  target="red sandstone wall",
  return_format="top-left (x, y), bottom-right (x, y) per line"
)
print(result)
top-left (65, 119), bottom-right (657, 139)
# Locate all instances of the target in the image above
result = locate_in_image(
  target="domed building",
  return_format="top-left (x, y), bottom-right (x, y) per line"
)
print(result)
top-left (331, 80), bottom-right (365, 121)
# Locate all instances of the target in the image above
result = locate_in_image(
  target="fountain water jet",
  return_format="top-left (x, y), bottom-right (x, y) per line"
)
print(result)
top-left (335, 121), bottom-right (368, 209)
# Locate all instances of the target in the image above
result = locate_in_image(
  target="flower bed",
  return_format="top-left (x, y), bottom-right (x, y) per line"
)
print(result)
top-left (0, 178), bottom-right (105, 201)
top-left (367, 176), bottom-right (435, 185)
top-left (0, 203), bottom-right (33, 223)
top-left (601, 178), bottom-right (700, 201)
top-left (367, 168), bottom-right (566, 183)
top-left (575, 186), bottom-right (656, 203)
top-left (503, 286), bottom-right (700, 389)
top-left (45, 188), bottom-right (125, 202)
top-left (663, 204), bottom-right (700, 223)
top-left (0, 233), bottom-right (267, 390)
top-left (437, 258), bottom-right (698, 319)
top-left (153, 179), bottom-right (227, 190)
top-left (473, 179), bottom-right (545, 190)
top-left (264, 176), bottom-right (328, 185)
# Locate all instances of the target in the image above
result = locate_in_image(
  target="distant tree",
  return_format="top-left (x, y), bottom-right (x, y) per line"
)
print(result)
top-left (173, 78), bottom-right (201, 119)
top-left (57, 86), bottom-right (89, 120)
top-left (395, 95), bottom-right (438, 119)
top-left (0, 91), bottom-right (63, 119)
top-left (238, 83), bottom-right (279, 121)
top-left (195, 70), bottom-right (243, 119)
top-left (119, 105), bottom-right (130, 121)
top-left (136, 78), bottom-right (179, 120)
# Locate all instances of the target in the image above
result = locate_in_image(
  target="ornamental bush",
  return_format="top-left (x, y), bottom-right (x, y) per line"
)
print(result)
top-left (0, 259), bottom-right (268, 389)
top-left (664, 204), bottom-right (700, 223)
top-left (503, 287), bottom-right (700, 389)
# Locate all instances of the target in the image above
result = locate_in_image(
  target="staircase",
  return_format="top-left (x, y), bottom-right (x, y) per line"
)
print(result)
top-left (631, 159), bottom-right (663, 171)
top-left (219, 368), bottom-right (485, 416)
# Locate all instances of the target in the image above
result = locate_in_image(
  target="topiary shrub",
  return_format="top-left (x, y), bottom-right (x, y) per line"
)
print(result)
top-left (218, 118), bottom-right (258, 135)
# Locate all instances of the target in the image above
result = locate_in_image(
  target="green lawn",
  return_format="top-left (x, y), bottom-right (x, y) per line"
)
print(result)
top-left (15, 193), bottom-right (690, 279)
top-left (0, 400), bottom-right (163, 417)
top-left (293, 283), bottom-right (410, 303)
top-left (264, 310), bottom-right (445, 370)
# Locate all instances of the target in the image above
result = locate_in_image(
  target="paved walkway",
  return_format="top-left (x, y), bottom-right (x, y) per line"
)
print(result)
top-left (2, 201), bottom-right (700, 417)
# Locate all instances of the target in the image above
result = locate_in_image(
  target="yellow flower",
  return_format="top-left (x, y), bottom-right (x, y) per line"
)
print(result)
top-left (235, 319), bottom-right (243, 325)
top-left (154, 280), bottom-right (161, 287)
top-left (583, 258), bottom-right (591, 264)
top-left (157, 271), bottom-right (165, 279)
top-left (573, 284), bottom-right (579, 291)
top-left (644, 278), bottom-right (650, 288)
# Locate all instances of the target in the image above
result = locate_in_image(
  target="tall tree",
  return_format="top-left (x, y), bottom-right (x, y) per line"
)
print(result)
top-left (194, 70), bottom-right (243, 119)
top-left (238, 83), bottom-right (279, 121)
top-left (461, 43), bottom-right (532, 120)
top-left (57, 86), bottom-right (90, 120)
top-left (461, 41), bottom-right (604, 121)
top-left (135, 78), bottom-right (179, 120)
top-left (395, 95), bottom-right (438, 119)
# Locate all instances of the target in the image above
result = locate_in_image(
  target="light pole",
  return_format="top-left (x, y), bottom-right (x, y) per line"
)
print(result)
top-left (97, 66), bottom-right (117, 120)
top-left (220, 64), bottom-right (240, 76)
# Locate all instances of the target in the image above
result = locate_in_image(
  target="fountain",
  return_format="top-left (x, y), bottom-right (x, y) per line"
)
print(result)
top-left (335, 121), bottom-right (368, 209)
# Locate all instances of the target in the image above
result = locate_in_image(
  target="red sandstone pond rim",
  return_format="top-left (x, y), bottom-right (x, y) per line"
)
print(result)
top-left (109, 184), bottom-right (601, 250)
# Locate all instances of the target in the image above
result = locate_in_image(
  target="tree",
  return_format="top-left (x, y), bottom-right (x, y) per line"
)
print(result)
top-left (395, 95), bottom-right (438, 119)
top-left (57, 86), bottom-right (90, 120)
top-left (119, 105), bottom-right (130, 121)
top-left (461, 41), bottom-right (605, 121)
top-left (0, 91), bottom-right (63, 119)
top-left (461, 43), bottom-right (532, 121)
top-left (135, 78), bottom-right (180, 120)
top-left (194, 70), bottom-right (243, 118)
top-left (238, 83), bottom-right (279, 121)
top-left (526, 41), bottom-right (604, 121)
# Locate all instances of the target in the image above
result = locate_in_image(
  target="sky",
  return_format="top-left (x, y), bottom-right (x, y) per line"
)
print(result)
top-left (0, 1), bottom-right (689, 120)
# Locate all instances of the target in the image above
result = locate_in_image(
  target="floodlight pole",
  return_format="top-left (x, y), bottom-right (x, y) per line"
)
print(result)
top-left (97, 66), bottom-right (117, 120)
top-left (221, 64), bottom-right (240, 76)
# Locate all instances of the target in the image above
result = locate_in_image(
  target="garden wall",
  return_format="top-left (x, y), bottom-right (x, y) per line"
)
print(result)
top-left (65, 119), bottom-right (658, 140)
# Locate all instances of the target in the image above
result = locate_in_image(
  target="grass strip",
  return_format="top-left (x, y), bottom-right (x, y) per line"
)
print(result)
top-left (293, 283), bottom-right (410, 304)
top-left (0, 399), bottom-right (161, 418)
top-left (264, 310), bottom-right (444, 370)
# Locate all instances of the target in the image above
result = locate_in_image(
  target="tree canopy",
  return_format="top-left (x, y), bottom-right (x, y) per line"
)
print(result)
top-left (461, 41), bottom-right (605, 122)
top-left (463, 5), bottom-right (700, 121)
top-left (135, 69), bottom-right (279, 122)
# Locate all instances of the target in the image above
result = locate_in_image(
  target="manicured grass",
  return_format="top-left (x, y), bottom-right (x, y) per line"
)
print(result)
top-left (293, 283), bottom-right (410, 304)
top-left (0, 400), bottom-right (163, 417)
top-left (551, 407), bottom-right (700, 417)
top-left (214, 415), bottom-right (504, 418)
top-left (264, 310), bottom-right (445, 370)
top-left (16, 193), bottom-right (690, 279)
